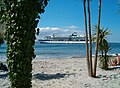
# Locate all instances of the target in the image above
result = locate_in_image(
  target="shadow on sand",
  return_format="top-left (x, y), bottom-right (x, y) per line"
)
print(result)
top-left (108, 66), bottom-right (120, 70)
top-left (96, 66), bottom-right (120, 79)
top-left (33, 73), bottom-right (75, 81)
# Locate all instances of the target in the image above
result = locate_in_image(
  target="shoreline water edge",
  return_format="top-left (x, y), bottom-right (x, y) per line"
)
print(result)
top-left (0, 42), bottom-right (120, 61)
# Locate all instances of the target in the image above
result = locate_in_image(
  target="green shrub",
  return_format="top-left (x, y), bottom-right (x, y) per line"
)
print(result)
top-left (98, 55), bottom-right (111, 70)
top-left (0, 0), bottom-right (49, 87)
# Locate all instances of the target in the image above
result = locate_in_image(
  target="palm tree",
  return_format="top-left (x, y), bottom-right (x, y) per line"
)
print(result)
top-left (83, 0), bottom-right (94, 77)
top-left (87, 0), bottom-right (93, 77)
top-left (93, 26), bottom-right (111, 69)
top-left (93, 0), bottom-right (102, 77)
top-left (101, 39), bottom-right (110, 69)
top-left (83, 0), bottom-right (90, 76)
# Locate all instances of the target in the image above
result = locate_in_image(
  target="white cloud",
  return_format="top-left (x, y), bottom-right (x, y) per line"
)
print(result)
top-left (65, 25), bottom-right (79, 29)
top-left (36, 25), bottom-right (84, 39)
top-left (40, 27), bottom-right (62, 32)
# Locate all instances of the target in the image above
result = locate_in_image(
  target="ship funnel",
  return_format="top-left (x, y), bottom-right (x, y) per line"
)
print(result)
top-left (71, 32), bottom-right (77, 36)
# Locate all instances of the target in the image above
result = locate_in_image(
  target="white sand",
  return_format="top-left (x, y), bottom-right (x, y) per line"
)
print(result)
top-left (0, 58), bottom-right (120, 88)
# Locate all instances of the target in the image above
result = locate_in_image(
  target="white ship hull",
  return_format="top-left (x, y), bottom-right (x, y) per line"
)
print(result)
top-left (39, 41), bottom-right (86, 44)
top-left (38, 32), bottom-right (86, 44)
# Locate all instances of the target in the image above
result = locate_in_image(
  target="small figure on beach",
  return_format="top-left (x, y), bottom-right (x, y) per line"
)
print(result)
top-left (110, 53), bottom-right (120, 66)
top-left (111, 59), bottom-right (117, 66)
top-left (116, 53), bottom-right (120, 65)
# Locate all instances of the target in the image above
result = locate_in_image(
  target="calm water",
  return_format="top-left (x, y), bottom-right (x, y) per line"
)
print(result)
top-left (0, 42), bottom-right (120, 61)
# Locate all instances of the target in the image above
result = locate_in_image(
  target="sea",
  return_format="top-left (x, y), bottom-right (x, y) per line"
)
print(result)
top-left (0, 42), bottom-right (120, 61)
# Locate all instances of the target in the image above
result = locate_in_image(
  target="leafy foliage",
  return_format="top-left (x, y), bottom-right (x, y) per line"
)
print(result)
top-left (92, 25), bottom-right (111, 54)
top-left (98, 55), bottom-right (110, 70)
top-left (92, 25), bottom-right (111, 70)
top-left (0, 0), bottom-right (49, 87)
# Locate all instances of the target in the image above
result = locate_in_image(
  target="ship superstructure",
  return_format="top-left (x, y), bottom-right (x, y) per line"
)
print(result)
top-left (38, 32), bottom-right (86, 44)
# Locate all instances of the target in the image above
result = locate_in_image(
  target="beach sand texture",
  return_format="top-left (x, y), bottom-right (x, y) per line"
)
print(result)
top-left (0, 58), bottom-right (120, 88)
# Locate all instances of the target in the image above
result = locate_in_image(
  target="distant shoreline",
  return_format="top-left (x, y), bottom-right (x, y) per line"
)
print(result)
top-left (0, 42), bottom-right (120, 62)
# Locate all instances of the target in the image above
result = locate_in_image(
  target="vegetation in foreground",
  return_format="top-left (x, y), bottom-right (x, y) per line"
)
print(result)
top-left (0, 0), bottom-right (49, 87)
top-left (92, 25), bottom-right (111, 70)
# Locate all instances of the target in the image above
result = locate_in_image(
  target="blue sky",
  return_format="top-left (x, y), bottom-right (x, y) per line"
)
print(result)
top-left (37, 0), bottom-right (120, 43)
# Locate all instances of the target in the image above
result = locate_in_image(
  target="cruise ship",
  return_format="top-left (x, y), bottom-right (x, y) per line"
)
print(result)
top-left (38, 32), bottom-right (86, 44)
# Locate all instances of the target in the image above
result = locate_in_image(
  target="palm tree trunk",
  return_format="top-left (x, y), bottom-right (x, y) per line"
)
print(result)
top-left (93, 0), bottom-right (102, 77)
top-left (104, 51), bottom-right (108, 69)
top-left (83, 0), bottom-right (90, 76)
top-left (87, 0), bottom-right (93, 77)
top-left (101, 50), bottom-right (103, 57)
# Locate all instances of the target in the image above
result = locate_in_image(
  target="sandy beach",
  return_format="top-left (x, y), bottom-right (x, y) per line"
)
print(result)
top-left (0, 57), bottom-right (120, 88)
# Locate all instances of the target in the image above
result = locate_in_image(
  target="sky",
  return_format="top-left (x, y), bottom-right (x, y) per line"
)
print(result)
top-left (37, 0), bottom-right (120, 43)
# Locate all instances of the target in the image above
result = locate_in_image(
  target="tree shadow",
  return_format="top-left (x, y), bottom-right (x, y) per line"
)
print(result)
top-left (33, 73), bottom-right (75, 81)
top-left (95, 66), bottom-right (120, 79)
top-left (96, 73), bottom-right (120, 80)
top-left (108, 66), bottom-right (120, 70)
